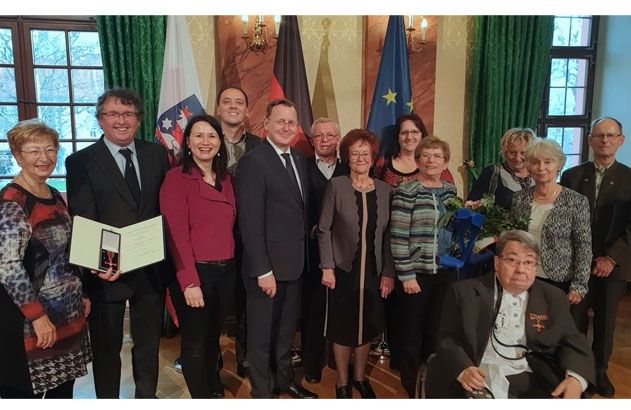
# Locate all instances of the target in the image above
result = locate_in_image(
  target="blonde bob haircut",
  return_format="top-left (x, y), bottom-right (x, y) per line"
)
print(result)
top-left (499, 128), bottom-right (536, 158)
top-left (525, 138), bottom-right (566, 170)
top-left (7, 118), bottom-right (59, 155)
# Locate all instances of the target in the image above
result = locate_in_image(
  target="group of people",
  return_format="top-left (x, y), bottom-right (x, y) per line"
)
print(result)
top-left (0, 84), bottom-right (629, 400)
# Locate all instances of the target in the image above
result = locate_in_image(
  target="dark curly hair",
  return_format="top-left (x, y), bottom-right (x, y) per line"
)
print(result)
top-left (339, 129), bottom-right (380, 164)
top-left (390, 112), bottom-right (428, 158)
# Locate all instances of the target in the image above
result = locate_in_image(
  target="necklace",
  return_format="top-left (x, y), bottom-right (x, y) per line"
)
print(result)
top-left (533, 188), bottom-right (559, 201)
top-left (351, 178), bottom-right (374, 190)
top-left (19, 172), bottom-right (50, 199)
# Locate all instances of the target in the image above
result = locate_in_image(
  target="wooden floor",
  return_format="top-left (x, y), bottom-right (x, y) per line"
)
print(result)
top-left (73, 288), bottom-right (631, 399)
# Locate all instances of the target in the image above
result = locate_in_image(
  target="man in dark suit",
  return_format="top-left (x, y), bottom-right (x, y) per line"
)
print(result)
top-left (65, 88), bottom-right (170, 398)
top-left (302, 118), bottom-right (348, 383)
top-left (426, 230), bottom-right (595, 399)
top-left (560, 116), bottom-right (631, 397)
top-left (234, 99), bottom-right (316, 398)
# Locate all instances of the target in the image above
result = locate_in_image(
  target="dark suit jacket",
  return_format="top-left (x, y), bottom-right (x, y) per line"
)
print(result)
top-left (65, 136), bottom-right (171, 301)
top-left (234, 139), bottom-right (309, 281)
top-left (561, 161), bottom-right (631, 281)
top-left (305, 156), bottom-right (349, 239)
top-left (426, 273), bottom-right (595, 398)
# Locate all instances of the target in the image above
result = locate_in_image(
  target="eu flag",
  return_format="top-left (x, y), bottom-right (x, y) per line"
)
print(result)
top-left (366, 16), bottom-right (413, 156)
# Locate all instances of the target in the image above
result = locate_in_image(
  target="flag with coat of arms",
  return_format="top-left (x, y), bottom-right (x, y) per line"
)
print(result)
top-left (155, 15), bottom-right (205, 163)
top-left (366, 16), bottom-right (413, 156)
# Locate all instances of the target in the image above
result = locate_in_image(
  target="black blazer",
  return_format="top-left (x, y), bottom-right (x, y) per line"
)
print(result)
top-left (235, 139), bottom-right (309, 281)
top-left (65, 136), bottom-right (171, 301)
top-left (426, 273), bottom-right (595, 398)
top-left (561, 161), bottom-right (631, 281)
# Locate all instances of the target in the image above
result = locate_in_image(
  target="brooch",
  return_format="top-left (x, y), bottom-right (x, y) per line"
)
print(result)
top-left (528, 312), bottom-right (549, 332)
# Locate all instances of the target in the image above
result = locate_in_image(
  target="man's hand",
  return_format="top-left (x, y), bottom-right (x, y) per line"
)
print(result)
top-left (33, 314), bottom-right (57, 349)
top-left (184, 286), bottom-right (205, 308)
top-left (592, 256), bottom-right (616, 277)
top-left (458, 366), bottom-right (487, 392)
top-left (321, 268), bottom-right (335, 289)
top-left (91, 267), bottom-right (121, 282)
top-left (380, 276), bottom-right (394, 298)
top-left (567, 290), bottom-right (583, 305)
top-left (258, 274), bottom-right (276, 298)
top-left (551, 375), bottom-right (582, 399)
top-left (402, 278), bottom-right (421, 294)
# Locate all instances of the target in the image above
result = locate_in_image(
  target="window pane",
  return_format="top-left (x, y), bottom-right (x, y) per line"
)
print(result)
top-left (76, 141), bottom-right (96, 151)
top-left (74, 106), bottom-right (101, 140)
top-left (31, 30), bottom-right (67, 66)
top-left (0, 67), bottom-right (17, 102)
top-left (0, 105), bottom-right (19, 138)
top-left (0, 142), bottom-right (20, 177)
top-left (550, 58), bottom-right (568, 87)
top-left (566, 59), bottom-right (588, 87)
top-left (0, 28), bottom-right (14, 64)
top-left (548, 88), bottom-right (566, 115)
top-left (0, 179), bottom-right (11, 190)
top-left (69, 31), bottom-right (102, 66)
top-left (562, 127), bottom-right (583, 154)
top-left (565, 154), bottom-right (581, 170)
top-left (569, 17), bottom-right (592, 47)
top-left (547, 127), bottom-right (564, 146)
top-left (34, 68), bottom-right (70, 103)
top-left (565, 88), bottom-right (586, 115)
top-left (52, 141), bottom-right (73, 176)
top-left (47, 177), bottom-right (66, 192)
top-left (37, 105), bottom-right (72, 140)
top-left (553, 17), bottom-right (571, 46)
top-left (71, 69), bottom-right (104, 103)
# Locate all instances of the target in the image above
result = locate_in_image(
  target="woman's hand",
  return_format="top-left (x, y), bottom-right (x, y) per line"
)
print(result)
top-left (567, 290), bottom-right (583, 305)
top-left (184, 286), bottom-right (204, 308)
top-left (82, 297), bottom-right (91, 318)
top-left (321, 268), bottom-right (336, 289)
top-left (402, 278), bottom-right (421, 294)
top-left (33, 314), bottom-right (57, 349)
top-left (380, 276), bottom-right (394, 298)
top-left (90, 267), bottom-right (121, 282)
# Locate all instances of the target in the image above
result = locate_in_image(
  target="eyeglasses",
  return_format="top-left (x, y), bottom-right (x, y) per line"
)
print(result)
top-left (399, 130), bottom-right (421, 137)
top-left (418, 153), bottom-right (445, 161)
top-left (272, 119), bottom-right (298, 128)
top-left (313, 133), bottom-right (338, 141)
top-left (21, 147), bottom-right (58, 158)
top-left (590, 133), bottom-right (621, 140)
top-left (349, 152), bottom-right (372, 160)
top-left (101, 111), bottom-right (138, 119)
top-left (499, 255), bottom-right (536, 269)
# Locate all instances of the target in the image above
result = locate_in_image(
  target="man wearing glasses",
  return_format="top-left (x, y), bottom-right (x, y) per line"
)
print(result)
top-left (235, 99), bottom-right (317, 399)
top-left (302, 118), bottom-right (349, 383)
top-left (426, 230), bottom-right (594, 399)
top-left (561, 116), bottom-right (631, 397)
top-left (66, 88), bottom-right (170, 398)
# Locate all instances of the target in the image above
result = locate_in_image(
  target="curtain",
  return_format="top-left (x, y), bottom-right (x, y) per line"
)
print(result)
top-left (467, 16), bottom-right (554, 182)
top-left (96, 16), bottom-right (167, 141)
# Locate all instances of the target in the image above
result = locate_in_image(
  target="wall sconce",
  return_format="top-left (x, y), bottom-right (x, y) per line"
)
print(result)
top-left (241, 15), bottom-right (280, 54)
top-left (406, 15), bottom-right (429, 53)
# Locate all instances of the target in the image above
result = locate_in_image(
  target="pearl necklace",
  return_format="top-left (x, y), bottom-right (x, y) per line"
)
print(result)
top-left (351, 178), bottom-right (374, 190)
top-left (19, 172), bottom-right (51, 199)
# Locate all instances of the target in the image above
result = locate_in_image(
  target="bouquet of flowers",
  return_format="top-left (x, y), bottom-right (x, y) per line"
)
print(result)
top-left (438, 193), bottom-right (530, 252)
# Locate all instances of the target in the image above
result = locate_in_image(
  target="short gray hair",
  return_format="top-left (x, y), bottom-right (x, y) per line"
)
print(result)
top-left (526, 138), bottom-right (566, 170)
top-left (311, 117), bottom-right (340, 136)
top-left (496, 230), bottom-right (540, 256)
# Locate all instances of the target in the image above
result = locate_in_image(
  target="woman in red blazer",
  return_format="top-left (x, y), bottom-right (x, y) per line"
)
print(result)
top-left (160, 114), bottom-right (236, 398)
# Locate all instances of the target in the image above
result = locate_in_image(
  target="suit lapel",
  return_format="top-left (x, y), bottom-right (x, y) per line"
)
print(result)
top-left (525, 281), bottom-right (550, 344)
top-left (597, 161), bottom-right (620, 207)
top-left (261, 141), bottom-right (303, 207)
top-left (291, 147), bottom-right (308, 206)
top-left (474, 274), bottom-right (496, 360)
top-left (92, 138), bottom-right (138, 210)
top-left (136, 141), bottom-right (153, 214)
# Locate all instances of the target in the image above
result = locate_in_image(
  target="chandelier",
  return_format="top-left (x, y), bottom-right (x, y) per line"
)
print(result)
top-left (241, 15), bottom-right (280, 54)
top-left (406, 15), bottom-right (429, 53)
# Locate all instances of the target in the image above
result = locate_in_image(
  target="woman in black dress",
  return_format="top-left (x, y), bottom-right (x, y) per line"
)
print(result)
top-left (318, 129), bottom-right (395, 398)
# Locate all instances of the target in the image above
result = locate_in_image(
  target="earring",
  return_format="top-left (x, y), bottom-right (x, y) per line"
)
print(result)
top-left (217, 152), bottom-right (220, 157)
top-left (188, 149), bottom-right (191, 155)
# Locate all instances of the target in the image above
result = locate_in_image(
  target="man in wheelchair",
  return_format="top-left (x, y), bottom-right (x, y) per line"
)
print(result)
top-left (426, 230), bottom-right (595, 398)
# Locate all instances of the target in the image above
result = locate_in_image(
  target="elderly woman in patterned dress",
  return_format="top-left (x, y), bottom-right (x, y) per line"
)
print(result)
top-left (510, 138), bottom-right (592, 324)
top-left (0, 119), bottom-right (91, 398)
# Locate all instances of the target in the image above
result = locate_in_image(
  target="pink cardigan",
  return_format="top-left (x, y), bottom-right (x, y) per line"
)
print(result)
top-left (160, 166), bottom-right (236, 290)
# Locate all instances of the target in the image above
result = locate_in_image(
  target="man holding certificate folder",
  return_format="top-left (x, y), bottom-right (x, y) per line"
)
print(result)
top-left (66, 88), bottom-right (170, 398)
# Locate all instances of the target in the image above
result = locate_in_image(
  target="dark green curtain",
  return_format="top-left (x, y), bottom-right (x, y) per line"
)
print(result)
top-left (467, 16), bottom-right (554, 182)
top-left (96, 16), bottom-right (167, 141)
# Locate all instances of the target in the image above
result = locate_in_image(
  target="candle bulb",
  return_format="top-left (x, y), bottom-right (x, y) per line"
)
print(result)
top-left (420, 17), bottom-right (428, 42)
top-left (258, 15), bottom-right (264, 25)
top-left (274, 15), bottom-right (281, 37)
top-left (408, 15), bottom-right (414, 28)
top-left (241, 15), bottom-right (248, 36)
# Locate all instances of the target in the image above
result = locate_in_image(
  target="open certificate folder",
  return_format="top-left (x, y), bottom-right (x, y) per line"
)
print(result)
top-left (69, 215), bottom-right (165, 273)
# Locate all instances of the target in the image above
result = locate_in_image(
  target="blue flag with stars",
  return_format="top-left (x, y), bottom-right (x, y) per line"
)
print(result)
top-left (367, 16), bottom-right (413, 156)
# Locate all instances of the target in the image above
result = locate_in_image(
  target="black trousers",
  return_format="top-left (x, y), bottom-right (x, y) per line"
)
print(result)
top-left (88, 269), bottom-right (163, 398)
top-left (301, 264), bottom-right (327, 377)
top-left (397, 270), bottom-right (457, 397)
top-left (247, 277), bottom-right (300, 398)
top-left (171, 260), bottom-right (234, 398)
top-left (573, 276), bottom-right (627, 371)
top-left (233, 233), bottom-right (248, 369)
